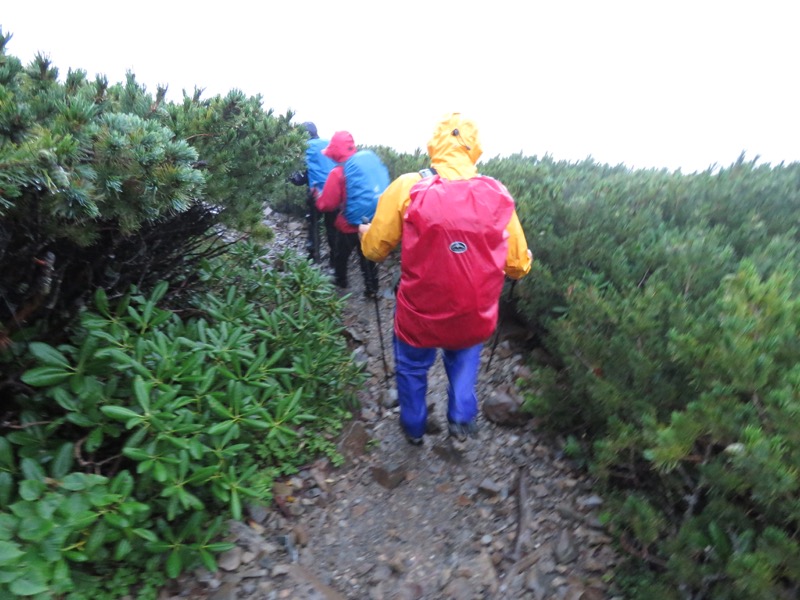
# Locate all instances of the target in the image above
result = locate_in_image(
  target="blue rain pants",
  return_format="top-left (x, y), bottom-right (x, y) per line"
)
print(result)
top-left (393, 335), bottom-right (483, 439)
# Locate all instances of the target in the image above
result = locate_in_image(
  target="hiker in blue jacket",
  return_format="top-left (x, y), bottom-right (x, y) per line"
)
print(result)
top-left (288, 122), bottom-right (337, 265)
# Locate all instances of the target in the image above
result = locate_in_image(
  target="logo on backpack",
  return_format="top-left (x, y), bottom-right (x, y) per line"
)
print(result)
top-left (449, 241), bottom-right (468, 253)
top-left (342, 150), bottom-right (390, 226)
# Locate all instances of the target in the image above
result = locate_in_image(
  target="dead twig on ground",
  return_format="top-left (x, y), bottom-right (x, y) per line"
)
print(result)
top-left (492, 465), bottom-right (532, 600)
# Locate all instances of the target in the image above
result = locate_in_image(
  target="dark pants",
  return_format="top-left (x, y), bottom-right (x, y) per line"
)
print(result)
top-left (333, 231), bottom-right (378, 295)
top-left (322, 212), bottom-right (337, 267)
top-left (305, 196), bottom-right (337, 266)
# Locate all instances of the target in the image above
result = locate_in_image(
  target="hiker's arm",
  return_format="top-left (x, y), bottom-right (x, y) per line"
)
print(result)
top-left (361, 173), bottom-right (419, 262)
top-left (315, 166), bottom-right (345, 213)
top-left (504, 210), bottom-right (533, 280)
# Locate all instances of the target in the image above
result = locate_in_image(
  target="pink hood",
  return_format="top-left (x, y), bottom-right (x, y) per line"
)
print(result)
top-left (322, 131), bottom-right (357, 163)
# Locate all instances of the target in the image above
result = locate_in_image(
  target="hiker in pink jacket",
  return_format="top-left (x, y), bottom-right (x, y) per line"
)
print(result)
top-left (316, 131), bottom-right (380, 297)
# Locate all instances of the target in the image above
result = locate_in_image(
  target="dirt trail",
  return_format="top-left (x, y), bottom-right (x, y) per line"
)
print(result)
top-left (160, 210), bottom-right (622, 600)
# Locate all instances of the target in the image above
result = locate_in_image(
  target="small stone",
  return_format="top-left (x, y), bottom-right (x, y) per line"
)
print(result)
top-left (216, 547), bottom-right (243, 572)
top-left (293, 524), bottom-right (310, 547)
top-left (578, 494), bottom-right (604, 509)
top-left (554, 530), bottom-right (579, 564)
top-left (372, 463), bottom-right (406, 489)
top-left (245, 502), bottom-right (269, 524)
top-left (478, 478), bottom-right (503, 496)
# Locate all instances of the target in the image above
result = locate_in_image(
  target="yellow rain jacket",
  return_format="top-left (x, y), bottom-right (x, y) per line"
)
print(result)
top-left (360, 113), bottom-right (532, 279)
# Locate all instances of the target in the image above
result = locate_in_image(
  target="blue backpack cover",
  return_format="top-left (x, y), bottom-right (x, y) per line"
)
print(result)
top-left (342, 150), bottom-right (390, 225)
top-left (306, 138), bottom-right (337, 192)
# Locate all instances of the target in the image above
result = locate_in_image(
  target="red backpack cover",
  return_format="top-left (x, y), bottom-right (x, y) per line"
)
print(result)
top-left (395, 175), bottom-right (515, 349)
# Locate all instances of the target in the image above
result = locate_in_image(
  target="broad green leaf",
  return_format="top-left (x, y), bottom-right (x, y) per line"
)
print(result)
top-left (110, 471), bottom-right (134, 497)
top-left (52, 388), bottom-right (78, 412)
top-left (0, 438), bottom-right (13, 468)
top-left (63, 550), bottom-right (89, 562)
top-left (85, 427), bottom-right (104, 453)
top-left (204, 542), bottom-right (235, 553)
top-left (84, 521), bottom-right (107, 556)
top-left (103, 512), bottom-right (130, 529)
top-left (17, 515), bottom-right (54, 542)
top-left (18, 480), bottom-right (44, 501)
top-left (114, 538), bottom-right (133, 561)
top-left (151, 280), bottom-right (169, 304)
top-left (94, 287), bottom-right (109, 314)
top-left (242, 418), bottom-right (269, 430)
top-left (100, 406), bottom-right (142, 422)
top-left (122, 448), bottom-right (151, 461)
top-left (0, 569), bottom-right (20, 584)
top-left (0, 472), bottom-right (12, 507)
top-left (132, 528), bottom-right (158, 542)
top-left (28, 342), bottom-right (71, 368)
top-left (0, 541), bottom-right (24, 566)
top-left (100, 350), bottom-right (152, 378)
top-left (199, 548), bottom-right (217, 572)
top-left (206, 421), bottom-right (232, 436)
top-left (153, 461), bottom-right (168, 482)
top-left (50, 559), bottom-right (71, 593)
top-left (67, 512), bottom-right (99, 531)
top-left (230, 489), bottom-right (242, 520)
top-left (133, 376), bottom-right (151, 412)
top-left (66, 413), bottom-right (93, 427)
top-left (60, 472), bottom-right (91, 491)
top-left (185, 466), bottom-right (219, 485)
top-left (166, 550), bottom-right (182, 578)
top-left (50, 443), bottom-right (74, 479)
top-left (20, 366), bottom-right (71, 387)
top-left (118, 501), bottom-right (149, 516)
top-left (9, 574), bottom-right (50, 596)
top-left (188, 439), bottom-right (207, 460)
top-left (20, 458), bottom-right (45, 482)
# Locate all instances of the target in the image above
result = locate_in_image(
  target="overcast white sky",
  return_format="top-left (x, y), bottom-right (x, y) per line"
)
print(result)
top-left (3, 1), bottom-right (799, 173)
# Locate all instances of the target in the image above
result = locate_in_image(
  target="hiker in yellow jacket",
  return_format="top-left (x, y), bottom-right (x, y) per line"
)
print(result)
top-left (359, 112), bottom-right (532, 445)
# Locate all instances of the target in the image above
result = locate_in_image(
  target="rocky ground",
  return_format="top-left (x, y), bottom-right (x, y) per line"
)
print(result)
top-left (157, 209), bottom-right (623, 600)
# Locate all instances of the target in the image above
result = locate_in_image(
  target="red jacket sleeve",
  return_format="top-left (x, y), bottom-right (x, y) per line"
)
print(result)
top-left (316, 166), bottom-right (345, 213)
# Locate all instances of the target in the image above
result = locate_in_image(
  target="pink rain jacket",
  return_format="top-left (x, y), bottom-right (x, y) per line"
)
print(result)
top-left (316, 131), bottom-right (359, 234)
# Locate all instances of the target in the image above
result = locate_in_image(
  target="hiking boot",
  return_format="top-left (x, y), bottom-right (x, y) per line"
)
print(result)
top-left (401, 424), bottom-right (423, 446)
top-left (448, 420), bottom-right (478, 442)
top-left (425, 415), bottom-right (443, 435)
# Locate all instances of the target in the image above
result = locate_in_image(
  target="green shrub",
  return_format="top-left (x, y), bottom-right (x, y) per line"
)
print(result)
top-left (0, 245), bottom-right (363, 598)
top-left (484, 152), bottom-right (800, 597)
top-left (0, 36), bottom-right (303, 345)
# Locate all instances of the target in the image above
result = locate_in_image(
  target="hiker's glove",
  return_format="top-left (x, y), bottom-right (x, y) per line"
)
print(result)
top-left (288, 170), bottom-right (306, 186)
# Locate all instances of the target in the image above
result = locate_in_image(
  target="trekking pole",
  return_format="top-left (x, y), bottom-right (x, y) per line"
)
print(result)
top-left (362, 217), bottom-right (390, 383)
top-left (486, 278), bottom-right (517, 373)
top-left (372, 278), bottom-right (391, 383)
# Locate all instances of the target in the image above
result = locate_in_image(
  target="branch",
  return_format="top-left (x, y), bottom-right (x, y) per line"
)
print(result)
top-left (619, 532), bottom-right (668, 569)
top-left (511, 465), bottom-right (529, 562)
top-left (3, 419), bottom-right (53, 429)
top-left (679, 441), bottom-right (714, 524)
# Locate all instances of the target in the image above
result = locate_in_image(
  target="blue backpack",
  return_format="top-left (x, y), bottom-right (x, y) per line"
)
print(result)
top-left (306, 138), bottom-right (337, 192)
top-left (342, 150), bottom-right (390, 225)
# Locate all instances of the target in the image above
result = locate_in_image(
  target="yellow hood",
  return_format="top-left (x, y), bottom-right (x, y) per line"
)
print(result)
top-left (427, 113), bottom-right (483, 180)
